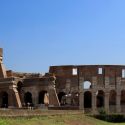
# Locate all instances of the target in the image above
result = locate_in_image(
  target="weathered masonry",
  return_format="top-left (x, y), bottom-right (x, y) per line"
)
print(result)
top-left (1, 48), bottom-right (125, 114)
top-left (50, 65), bottom-right (125, 114)
top-left (0, 48), bottom-right (59, 108)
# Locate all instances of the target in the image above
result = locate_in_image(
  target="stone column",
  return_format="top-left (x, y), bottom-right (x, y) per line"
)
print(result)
top-left (116, 91), bottom-right (121, 113)
top-left (79, 77), bottom-right (84, 111)
top-left (79, 91), bottom-right (84, 110)
top-left (116, 77), bottom-right (121, 113)
top-left (92, 92), bottom-right (97, 114)
top-left (8, 89), bottom-right (15, 107)
top-left (104, 92), bottom-right (109, 113)
top-left (92, 77), bottom-right (97, 114)
top-left (32, 91), bottom-right (38, 106)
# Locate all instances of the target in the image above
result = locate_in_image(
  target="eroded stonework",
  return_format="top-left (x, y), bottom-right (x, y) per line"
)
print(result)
top-left (0, 48), bottom-right (59, 108)
top-left (50, 65), bottom-right (125, 113)
top-left (1, 48), bottom-right (125, 114)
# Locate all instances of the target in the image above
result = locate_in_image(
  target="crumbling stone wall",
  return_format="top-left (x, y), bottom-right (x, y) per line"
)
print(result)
top-left (50, 65), bottom-right (125, 113)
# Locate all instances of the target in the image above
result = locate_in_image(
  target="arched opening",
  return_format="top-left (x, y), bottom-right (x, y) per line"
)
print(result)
top-left (58, 92), bottom-right (66, 105)
top-left (121, 90), bottom-right (125, 112)
top-left (17, 81), bottom-right (23, 92)
top-left (83, 81), bottom-right (92, 89)
top-left (109, 90), bottom-right (116, 112)
top-left (1, 92), bottom-right (8, 108)
top-left (109, 90), bottom-right (116, 105)
top-left (84, 91), bottom-right (92, 108)
top-left (24, 92), bottom-right (32, 105)
top-left (38, 90), bottom-right (47, 104)
top-left (96, 90), bottom-right (104, 108)
top-left (17, 81), bottom-right (23, 103)
top-left (121, 90), bottom-right (125, 105)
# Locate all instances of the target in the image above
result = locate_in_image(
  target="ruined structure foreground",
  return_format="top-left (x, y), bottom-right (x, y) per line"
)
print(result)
top-left (0, 48), bottom-right (125, 114)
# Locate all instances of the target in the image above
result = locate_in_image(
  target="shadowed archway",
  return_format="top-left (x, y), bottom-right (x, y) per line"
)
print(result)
top-left (96, 90), bottom-right (104, 108)
top-left (0, 92), bottom-right (8, 108)
top-left (38, 90), bottom-right (47, 104)
top-left (24, 92), bottom-right (32, 105)
top-left (84, 91), bottom-right (92, 108)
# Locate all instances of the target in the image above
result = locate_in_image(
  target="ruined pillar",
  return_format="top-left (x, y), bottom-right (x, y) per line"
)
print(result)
top-left (32, 91), bottom-right (38, 106)
top-left (48, 83), bottom-right (60, 106)
top-left (92, 77), bottom-right (97, 114)
top-left (116, 92), bottom-right (121, 113)
top-left (8, 89), bottom-right (16, 108)
top-left (12, 85), bottom-right (22, 108)
top-left (104, 92), bottom-right (109, 113)
top-left (116, 77), bottom-right (121, 113)
top-left (92, 92), bottom-right (97, 114)
top-left (79, 77), bottom-right (84, 110)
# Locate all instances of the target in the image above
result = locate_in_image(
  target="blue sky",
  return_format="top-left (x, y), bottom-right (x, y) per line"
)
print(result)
top-left (0, 0), bottom-right (125, 73)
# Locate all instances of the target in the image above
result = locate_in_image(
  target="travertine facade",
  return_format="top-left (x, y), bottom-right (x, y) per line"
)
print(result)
top-left (50, 65), bottom-right (125, 114)
top-left (1, 48), bottom-right (125, 114)
top-left (0, 48), bottom-right (59, 108)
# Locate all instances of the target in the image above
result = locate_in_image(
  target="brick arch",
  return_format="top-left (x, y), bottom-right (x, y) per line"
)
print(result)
top-left (17, 81), bottom-right (23, 92)
top-left (109, 90), bottom-right (116, 105)
top-left (38, 90), bottom-right (48, 104)
top-left (24, 92), bottom-right (33, 106)
top-left (0, 91), bottom-right (8, 108)
top-left (84, 91), bottom-right (92, 108)
top-left (58, 92), bottom-right (66, 105)
top-left (82, 81), bottom-right (92, 89)
top-left (96, 90), bottom-right (105, 108)
top-left (121, 90), bottom-right (125, 105)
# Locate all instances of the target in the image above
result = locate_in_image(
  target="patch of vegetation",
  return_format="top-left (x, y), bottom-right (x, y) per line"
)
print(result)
top-left (94, 114), bottom-right (125, 123)
top-left (94, 108), bottom-right (125, 123)
top-left (0, 113), bottom-right (125, 125)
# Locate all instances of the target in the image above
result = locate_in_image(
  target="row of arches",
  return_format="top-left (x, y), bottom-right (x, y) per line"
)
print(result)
top-left (16, 82), bottom-right (49, 106)
top-left (84, 90), bottom-right (104, 108)
top-left (84, 90), bottom-right (125, 108)
top-left (24, 91), bottom-right (49, 106)
top-left (0, 91), bottom-right (49, 108)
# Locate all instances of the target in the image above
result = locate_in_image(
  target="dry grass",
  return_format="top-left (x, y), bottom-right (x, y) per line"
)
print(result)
top-left (0, 110), bottom-right (124, 125)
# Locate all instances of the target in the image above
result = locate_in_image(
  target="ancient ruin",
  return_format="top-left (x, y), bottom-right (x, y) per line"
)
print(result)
top-left (0, 48), bottom-right (125, 114)
top-left (50, 65), bottom-right (125, 114)
top-left (0, 48), bottom-right (59, 109)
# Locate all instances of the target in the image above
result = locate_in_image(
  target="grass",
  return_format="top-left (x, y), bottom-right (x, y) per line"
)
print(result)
top-left (0, 114), bottom-right (125, 125)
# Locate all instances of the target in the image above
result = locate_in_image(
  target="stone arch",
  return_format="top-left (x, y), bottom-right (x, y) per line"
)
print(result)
top-left (0, 91), bottom-right (8, 108)
top-left (58, 92), bottom-right (66, 105)
top-left (38, 90), bottom-right (48, 104)
top-left (121, 90), bottom-right (125, 112)
top-left (121, 90), bottom-right (125, 105)
top-left (109, 90), bottom-right (116, 105)
top-left (83, 81), bottom-right (92, 89)
top-left (84, 91), bottom-right (92, 108)
top-left (17, 81), bottom-right (23, 92)
top-left (96, 90), bottom-right (104, 108)
top-left (24, 92), bottom-right (32, 105)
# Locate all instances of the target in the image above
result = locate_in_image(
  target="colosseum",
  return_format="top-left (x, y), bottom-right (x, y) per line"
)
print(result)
top-left (0, 48), bottom-right (125, 114)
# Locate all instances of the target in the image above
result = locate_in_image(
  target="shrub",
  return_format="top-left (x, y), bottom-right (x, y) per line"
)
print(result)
top-left (98, 108), bottom-right (107, 115)
top-left (94, 114), bottom-right (125, 123)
